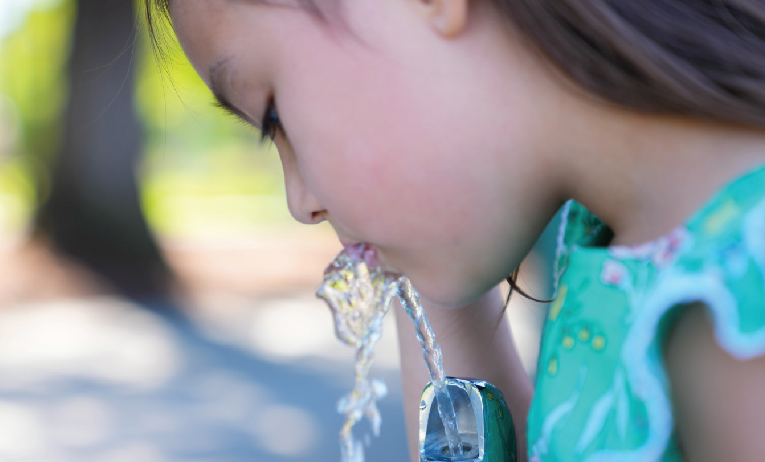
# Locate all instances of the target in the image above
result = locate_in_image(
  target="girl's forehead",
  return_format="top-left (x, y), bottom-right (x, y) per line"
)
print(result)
top-left (172, 0), bottom-right (343, 67)
top-left (169, 0), bottom-right (326, 18)
top-left (172, 0), bottom-right (304, 98)
top-left (170, 0), bottom-right (329, 47)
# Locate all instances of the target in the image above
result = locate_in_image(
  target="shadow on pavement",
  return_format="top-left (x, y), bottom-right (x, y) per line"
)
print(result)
top-left (0, 297), bottom-right (408, 462)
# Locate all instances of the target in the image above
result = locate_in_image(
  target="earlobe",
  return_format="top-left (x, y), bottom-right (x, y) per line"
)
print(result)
top-left (414, 0), bottom-right (468, 38)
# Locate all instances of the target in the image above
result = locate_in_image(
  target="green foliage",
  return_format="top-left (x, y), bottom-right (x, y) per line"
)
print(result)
top-left (0, 0), bottom-right (74, 162)
top-left (0, 0), bottom-right (291, 238)
top-left (0, 157), bottom-right (35, 235)
top-left (0, 0), bottom-right (75, 229)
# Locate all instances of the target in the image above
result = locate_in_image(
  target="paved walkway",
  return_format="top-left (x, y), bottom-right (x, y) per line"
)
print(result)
top-left (0, 295), bottom-right (408, 462)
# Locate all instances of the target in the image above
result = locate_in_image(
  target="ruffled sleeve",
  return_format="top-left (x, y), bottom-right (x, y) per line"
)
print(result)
top-left (644, 194), bottom-right (765, 363)
top-left (622, 195), bottom-right (765, 462)
top-left (530, 164), bottom-right (765, 462)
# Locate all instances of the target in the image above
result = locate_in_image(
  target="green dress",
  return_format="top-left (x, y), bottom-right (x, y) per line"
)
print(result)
top-left (527, 163), bottom-right (765, 462)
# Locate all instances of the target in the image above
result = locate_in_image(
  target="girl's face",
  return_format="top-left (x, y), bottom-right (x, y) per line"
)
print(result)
top-left (171, 0), bottom-right (565, 308)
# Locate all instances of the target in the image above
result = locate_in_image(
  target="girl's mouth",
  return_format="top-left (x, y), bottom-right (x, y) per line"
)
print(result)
top-left (342, 242), bottom-right (383, 273)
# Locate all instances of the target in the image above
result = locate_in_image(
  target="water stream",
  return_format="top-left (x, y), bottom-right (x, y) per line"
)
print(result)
top-left (397, 278), bottom-right (464, 459)
top-left (317, 243), bottom-right (465, 462)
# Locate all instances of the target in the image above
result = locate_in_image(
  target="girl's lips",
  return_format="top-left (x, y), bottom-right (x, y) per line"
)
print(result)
top-left (332, 227), bottom-right (399, 274)
top-left (343, 242), bottom-right (380, 269)
top-left (337, 241), bottom-right (401, 276)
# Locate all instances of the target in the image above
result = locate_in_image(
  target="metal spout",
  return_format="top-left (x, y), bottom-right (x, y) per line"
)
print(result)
top-left (419, 378), bottom-right (517, 462)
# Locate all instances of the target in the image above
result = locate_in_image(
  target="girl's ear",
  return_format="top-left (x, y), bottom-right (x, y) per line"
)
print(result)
top-left (412, 0), bottom-right (468, 38)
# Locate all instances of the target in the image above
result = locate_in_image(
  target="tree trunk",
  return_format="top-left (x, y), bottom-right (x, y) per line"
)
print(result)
top-left (36, 0), bottom-right (173, 300)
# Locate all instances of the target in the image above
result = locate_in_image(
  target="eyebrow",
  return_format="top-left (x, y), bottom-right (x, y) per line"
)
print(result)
top-left (208, 56), bottom-right (259, 127)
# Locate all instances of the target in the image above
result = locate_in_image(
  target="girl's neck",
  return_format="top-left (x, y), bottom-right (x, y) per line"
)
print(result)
top-left (560, 109), bottom-right (765, 247)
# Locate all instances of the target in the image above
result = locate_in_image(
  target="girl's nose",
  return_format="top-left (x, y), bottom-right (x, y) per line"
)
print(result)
top-left (281, 152), bottom-right (327, 225)
top-left (286, 178), bottom-right (327, 225)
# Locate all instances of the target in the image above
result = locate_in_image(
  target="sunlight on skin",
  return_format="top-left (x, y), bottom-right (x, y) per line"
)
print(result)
top-left (504, 253), bottom-right (548, 379)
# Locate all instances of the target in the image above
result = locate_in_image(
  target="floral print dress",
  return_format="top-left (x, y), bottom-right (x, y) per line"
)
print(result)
top-left (527, 163), bottom-right (765, 462)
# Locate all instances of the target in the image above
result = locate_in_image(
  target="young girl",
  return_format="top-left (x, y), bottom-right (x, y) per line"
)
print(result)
top-left (145, 0), bottom-right (765, 461)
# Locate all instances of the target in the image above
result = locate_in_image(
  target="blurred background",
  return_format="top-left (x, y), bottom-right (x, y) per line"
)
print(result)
top-left (0, 1), bottom-right (554, 461)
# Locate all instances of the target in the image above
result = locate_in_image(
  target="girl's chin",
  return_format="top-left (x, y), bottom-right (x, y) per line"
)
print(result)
top-left (405, 277), bottom-right (489, 310)
top-left (373, 249), bottom-right (401, 275)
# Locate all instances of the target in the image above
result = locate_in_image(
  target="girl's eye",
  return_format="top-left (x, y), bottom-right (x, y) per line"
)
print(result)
top-left (261, 98), bottom-right (282, 142)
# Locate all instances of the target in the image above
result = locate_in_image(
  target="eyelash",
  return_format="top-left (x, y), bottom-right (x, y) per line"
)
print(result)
top-left (260, 98), bottom-right (282, 143)
top-left (212, 98), bottom-right (283, 143)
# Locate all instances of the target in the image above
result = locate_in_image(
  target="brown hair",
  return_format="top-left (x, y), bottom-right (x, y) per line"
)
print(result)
top-left (493, 0), bottom-right (765, 127)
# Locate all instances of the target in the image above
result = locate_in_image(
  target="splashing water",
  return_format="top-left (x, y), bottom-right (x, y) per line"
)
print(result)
top-left (316, 243), bottom-right (400, 462)
top-left (316, 243), bottom-right (465, 462)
